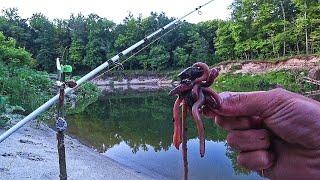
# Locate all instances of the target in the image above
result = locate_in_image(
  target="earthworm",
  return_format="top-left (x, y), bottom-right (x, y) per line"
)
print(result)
top-left (191, 89), bottom-right (206, 157)
top-left (191, 83), bottom-right (200, 101)
top-left (202, 68), bottom-right (220, 87)
top-left (173, 97), bottom-right (183, 149)
top-left (192, 62), bottom-right (210, 83)
top-left (170, 62), bottom-right (220, 157)
top-left (169, 81), bottom-right (193, 96)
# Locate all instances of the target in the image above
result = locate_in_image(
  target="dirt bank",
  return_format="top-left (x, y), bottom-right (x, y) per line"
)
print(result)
top-left (0, 118), bottom-right (165, 180)
top-left (216, 56), bottom-right (320, 74)
top-left (92, 56), bottom-right (320, 89)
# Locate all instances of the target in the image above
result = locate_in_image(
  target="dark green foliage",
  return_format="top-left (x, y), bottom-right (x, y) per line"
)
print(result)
top-left (0, 31), bottom-right (51, 126)
top-left (148, 45), bottom-right (170, 70)
top-left (213, 70), bottom-right (314, 93)
top-left (29, 13), bottom-right (57, 71)
top-left (85, 14), bottom-right (115, 69)
top-left (215, 21), bottom-right (236, 61)
top-left (0, 8), bottom-right (32, 50)
top-left (0, 62), bottom-right (52, 113)
top-left (0, 96), bottom-right (21, 127)
top-left (0, 34), bottom-right (51, 126)
top-left (0, 32), bottom-right (51, 115)
top-left (68, 14), bottom-right (88, 70)
top-left (0, 32), bottom-right (34, 66)
top-left (0, 31), bottom-right (103, 128)
top-left (0, 1), bottom-right (319, 72)
top-left (1, 3), bottom-right (318, 71)
top-left (0, 10), bottom-right (221, 72)
top-left (215, 0), bottom-right (320, 60)
top-left (66, 77), bottom-right (101, 115)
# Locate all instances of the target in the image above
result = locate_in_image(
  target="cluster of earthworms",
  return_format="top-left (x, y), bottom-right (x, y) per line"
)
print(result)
top-left (169, 62), bottom-right (221, 157)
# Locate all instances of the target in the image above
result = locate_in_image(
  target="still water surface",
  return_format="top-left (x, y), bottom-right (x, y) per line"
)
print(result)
top-left (66, 90), bottom-right (261, 180)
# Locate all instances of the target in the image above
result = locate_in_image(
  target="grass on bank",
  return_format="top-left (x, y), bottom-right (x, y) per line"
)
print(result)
top-left (213, 70), bottom-right (315, 93)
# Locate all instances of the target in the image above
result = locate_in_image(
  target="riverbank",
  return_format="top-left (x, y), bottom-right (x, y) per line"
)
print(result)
top-left (91, 56), bottom-right (320, 95)
top-left (91, 56), bottom-right (320, 90)
top-left (0, 118), bottom-right (165, 180)
top-left (216, 55), bottom-right (320, 74)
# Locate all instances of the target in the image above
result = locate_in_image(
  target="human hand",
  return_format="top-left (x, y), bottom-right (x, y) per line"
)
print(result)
top-left (204, 88), bottom-right (320, 179)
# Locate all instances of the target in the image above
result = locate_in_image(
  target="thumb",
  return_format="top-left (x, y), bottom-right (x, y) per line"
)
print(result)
top-left (216, 91), bottom-right (273, 117)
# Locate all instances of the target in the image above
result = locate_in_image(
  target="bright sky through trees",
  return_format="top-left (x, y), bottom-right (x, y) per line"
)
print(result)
top-left (0, 0), bottom-right (232, 23)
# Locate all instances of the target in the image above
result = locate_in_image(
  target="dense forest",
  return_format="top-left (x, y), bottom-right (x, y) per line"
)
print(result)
top-left (0, 0), bottom-right (319, 73)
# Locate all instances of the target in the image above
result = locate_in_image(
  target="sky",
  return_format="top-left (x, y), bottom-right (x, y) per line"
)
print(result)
top-left (0, 0), bottom-right (233, 24)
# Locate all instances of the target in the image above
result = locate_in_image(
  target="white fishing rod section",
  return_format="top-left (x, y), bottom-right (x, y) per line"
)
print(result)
top-left (0, 0), bottom-right (215, 143)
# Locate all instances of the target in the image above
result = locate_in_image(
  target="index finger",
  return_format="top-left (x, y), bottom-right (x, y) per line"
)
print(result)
top-left (215, 115), bottom-right (263, 131)
top-left (215, 91), bottom-right (271, 117)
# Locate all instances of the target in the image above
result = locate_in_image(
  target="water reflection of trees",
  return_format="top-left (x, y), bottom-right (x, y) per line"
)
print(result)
top-left (67, 91), bottom-right (227, 153)
top-left (67, 91), bottom-right (253, 176)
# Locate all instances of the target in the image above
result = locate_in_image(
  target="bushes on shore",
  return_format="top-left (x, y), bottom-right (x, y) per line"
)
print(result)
top-left (0, 62), bottom-right (52, 114)
top-left (0, 31), bottom-right (52, 126)
top-left (213, 70), bottom-right (314, 93)
top-left (0, 31), bottom-right (101, 127)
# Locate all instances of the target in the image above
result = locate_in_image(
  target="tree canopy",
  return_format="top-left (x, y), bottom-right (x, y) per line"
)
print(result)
top-left (0, 1), bottom-right (319, 72)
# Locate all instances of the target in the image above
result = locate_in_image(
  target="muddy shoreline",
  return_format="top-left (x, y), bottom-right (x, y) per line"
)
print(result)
top-left (0, 118), bottom-right (166, 180)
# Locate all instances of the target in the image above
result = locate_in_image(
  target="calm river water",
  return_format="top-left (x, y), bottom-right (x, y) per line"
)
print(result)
top-left (66, 90), bottom-right (261, 180)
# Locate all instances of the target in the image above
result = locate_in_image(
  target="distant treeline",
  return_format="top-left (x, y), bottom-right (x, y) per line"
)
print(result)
top-left (0, 0), bottom-right (319, 72)
top-left (216, 0), bottom-right (320, 61)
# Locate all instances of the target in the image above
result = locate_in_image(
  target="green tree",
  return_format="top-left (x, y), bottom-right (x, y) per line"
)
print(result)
top-left (85, 14), bottom-right (115, 68)
top-left (54, 19), bottom-right (71, 59)
top-left (2, 1), bottom-right (319, 71)
top-left (184, 28), bottom-right (211, 65)
top-left (29, 13), bottom-right (57, 71)
top-left (0, 31), bottom-right (34, 66)
top-left (215, 21), bottom-right (235, 61)
top-left (197, 20), bottom-right (221, 58)
top-left (293, 0), bottom-right (320, 54)
top-left (68, 14), bottom-right (88, 69)
top-left (0, 8), bottom-right (32, 50)
top-left (173, 47), bottom-right (188, 66)
top-left (148, 45), bottom-right (169, 70)
top-left (114, 14), bottom-right (140, 69)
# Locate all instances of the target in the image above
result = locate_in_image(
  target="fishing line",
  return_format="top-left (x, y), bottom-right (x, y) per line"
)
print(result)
top-left (0, 0), bottom-right (216, 143)
top-left (92, 0), bottom-right (208, 82)
top-left (91, 21), bottom-right (184, 82)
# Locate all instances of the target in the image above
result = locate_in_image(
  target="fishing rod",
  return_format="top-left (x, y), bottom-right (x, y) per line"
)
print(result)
top-left (0, 0), bottom-right (215, 143)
